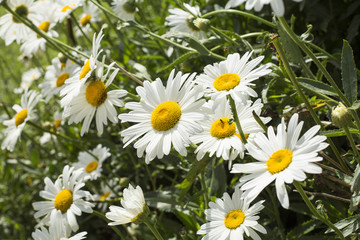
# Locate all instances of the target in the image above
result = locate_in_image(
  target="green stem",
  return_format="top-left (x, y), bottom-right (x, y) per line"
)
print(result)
top-left (277, 16), bottom-right (360, 132)
top-left (92, 210), bottom-right (125, 239)
top-left (293, 181), bottom-right (345, 240)
top-left (202, 9), bottom-right (276, 28)
top-left (229, 95), bottom-right (248, 144)
top-left (143, 218), bottom-right (164, 240)
top-left (200, 171), bottom-right (209, 209)
top-left (70, 13), bottom-right (92, 46)
top-left (272, 36), bottom-right (350, 173)
top-left (265, 188), bottom-right (285, 240)
top-left (252, 110), bottom-right (268, 132)
top-left (343, 125), bottom-right (360, 163)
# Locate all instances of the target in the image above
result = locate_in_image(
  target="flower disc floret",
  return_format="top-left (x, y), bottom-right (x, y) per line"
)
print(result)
top-left (81, 14), bottom-right (92, 27)
top-left (213, 73), bottom-right (240, 91)
top-left (15, 109), bottom-right (28, 127)
top-left (79, 60), bottom-right (91, 80)
top-left (224, 209), bottom-right (245, 229)
top-left (267, 149), bottom-right (293, 174)
top-left (210, 118), bottom-right (236, 138)
top-left (85, 161), bottom-right (98, 173)
top-left (13, 5), bottom-right (29, 23)
top-left (151, 101), bottom-right (181, 131)
top-left (85, 81), bottom-right (107, 107)
top-left (56, 73), bottom-right (70, 87)
top-left (54, 189), bottom-right (73, 213)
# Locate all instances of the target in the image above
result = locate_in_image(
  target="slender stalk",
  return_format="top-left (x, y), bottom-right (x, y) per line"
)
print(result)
top-left (293, 189), bottom-right (350, 203)
top-left (92, 210), bottom-right (125, 239)
top-left (293, 181), bottom-right (345, 239)
top-left (200, 171), bottom-right (209, 209)
top-left (252, 111), bottom-right (268, 132)
top-left (272, 35), bottom-right (350, 173)
top-left (143, 218), bottom-right (164, 240)
top-left (70, 13), bottom-right (92, 46)
top-left (266, 188), bottom-right (285, 240)
top-left (343, 126), bottom-right (360, 163)
top-left (277, 16), bottom-right (360, 131)
top-left (228, 96), bottom-right (247, 144)
top-left (111, 59), bottom-right (144, 86)
top-left (201, 9), bottom-right (276, 28)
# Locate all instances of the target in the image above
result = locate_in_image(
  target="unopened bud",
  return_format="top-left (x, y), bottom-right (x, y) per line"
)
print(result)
top-left (123, 0), bottom-right (136, 14)
top-left (119, 177), bottom-right (130, 188)
top-left (331, 102), bottom-right (352, 127)
top-left (193, 18), bottom-right (210, 32)
top-left (58, 52), bottom-right (67, 64)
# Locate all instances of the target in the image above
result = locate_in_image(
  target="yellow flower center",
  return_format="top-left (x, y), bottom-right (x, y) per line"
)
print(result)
top-left (79, 60), bottom-right (91, 80)
top-left (100, 192), bottom-right (111, 201)
top-left (85, 81), bottom-right (107, 107)
top-left (213, 73), bottom-right (240, 91)
top-left (151, 101), bottom-right (181, 131)
top-left (235, 133), bottom-right (249, 143)
top-left (38, 21), bottom-right (50, 32)
top-left (54, 120), bottom-right (61, 130)
top-left (85, 161), bottom-right (98, 173)
top-left (210, 118), bottom-right (236, 138)
top-left (61, 3), bottom-right (76, 13)
top-left (56, 73), bottom-right (70, 87)
top-left (13, 5), bottom-right (29, 23)
top-left (224, 209), bottom-right (245, 229)
top-left (15, 109), bottom-right (28, 127)
top-left (54, 189), bottom-right (73, 213)
top-left (80, 14), bottom-right (92, 27)
top-left (267, 149), bottom-right (293, 174)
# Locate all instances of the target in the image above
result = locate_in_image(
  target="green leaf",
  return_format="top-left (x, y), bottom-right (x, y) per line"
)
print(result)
top-left (287, 219), bottom-right (322, 239)
top-left (156, 52), bottom-right (197, 74)
top-left (320, 128), bottom-right (360, 137)
top-left (349, 100), bottom-right (360, 110)
top-left (326, 215), bottom-right (360, 237)
top-left (297, 77), bottom-right (338, 96)
top-left (341, 40), bottom-right (358, 104)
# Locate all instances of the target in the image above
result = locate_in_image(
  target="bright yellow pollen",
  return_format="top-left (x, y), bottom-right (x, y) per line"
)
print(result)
top-left (210, 118), bottom-right (236, 138)
top-left (213, 73), bottom-right (240, 91)
top-left (85, 81), bottom-right (107, 107)
top-left (100, 192), bottom-right (111, 201)
top-left (79, 60), bottom-right (91, 80)
top-left (54, 189), bottom-right (73, 213)
top-left (85, 161), bottom-right (98, 173)
top-left (61, 5), bottom-right (72, 12)
top-left (80, 14), bottom-right (92, 27)
top-left (224, 209), bottom-right (245, 229)
top-left (56, 73), bottom-right (70, 87)
top-left (235, 133), bottom-right (249, 142)
top-left (267, 149), bottom-right (293, 174)
top-left (15, 109), bottom-right (28, 127)
top-left (54, 120), bottom-right (61, 130)
top-left (38, 21), bottom-right (50, 32)
top-left (151, 101), bottom-right (181, 131)
top-left (61, 63), bottom-right (66, 71)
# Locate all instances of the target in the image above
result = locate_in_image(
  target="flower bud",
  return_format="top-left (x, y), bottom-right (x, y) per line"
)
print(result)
top-left (57, 52), bottom-right (67, 64)
top-left (193, 18), bottom-right (211, 32)
top-left (331, 102), bottom-right (352, 127)
top-left (123, 0), bottom-right (136, 14)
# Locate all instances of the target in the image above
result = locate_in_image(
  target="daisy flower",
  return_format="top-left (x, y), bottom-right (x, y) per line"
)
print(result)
top-left (1, 90), bottom-right (41, 151)
top-left (56, 0), bottom-right (83, 22)
top-left (111, 0), bottom-right (136, 21)
top-left (60, 28), bottom-right (104, 106)
top-left (32, 211), bottom-right (87, 240)
top-left (73, 144), bottom-right (111, 181)
top-left (165, 3), bottom-right (207, 40)
top-left (76, 2), bottom-right (100, 36)
top-left (225, 0), bottom-right (303, 17)
top-left (106, 184), bottom-right (149, 225)
top-left (118, 69), bottom-right (206, 164)
top-left (197, 186), bottom-right (267, 240)
top-left (231, 113), bottom-right (328, 209)
top-left (20, 1), bottom-right (59, 56)
top-left (93, 179), bottom-right (121, 212)
top-left (33, 165), bottom-right (94, 233)
top-left (63, 61), bottom-right (127, 136)
top-left (14, 67), bottom-right (42, 94)
top-left (191, 98), bottom-right (271, 168)
top-left (195, 51), bottom-right (271, 104)
top-left (0, 0), bottom-right (41, 45)
top-left (40, 57), bottom-right (79, 103)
